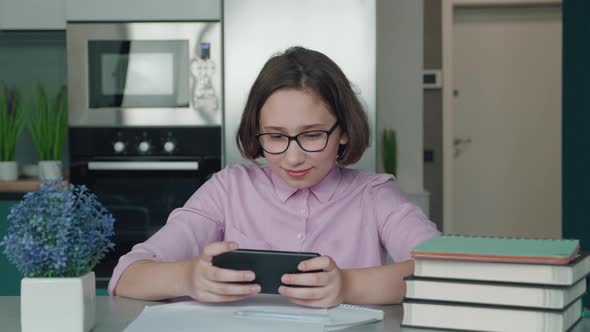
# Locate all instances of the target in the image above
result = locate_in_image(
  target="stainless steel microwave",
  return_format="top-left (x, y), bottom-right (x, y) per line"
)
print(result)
top-left (66, 22), bottom-right (221, 127)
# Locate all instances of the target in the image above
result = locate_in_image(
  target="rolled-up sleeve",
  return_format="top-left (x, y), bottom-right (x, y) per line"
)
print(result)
top-left (108, 170), bottom-right (228, 295)
top-left (373, 178), bottom-right (440, 263)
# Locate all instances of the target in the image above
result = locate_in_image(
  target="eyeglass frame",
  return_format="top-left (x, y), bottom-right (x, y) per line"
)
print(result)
top-left (256, 121), bottom-right (340, 154)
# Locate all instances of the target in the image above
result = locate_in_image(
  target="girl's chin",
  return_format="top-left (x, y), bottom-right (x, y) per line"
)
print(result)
top-left (280, 173), bottom-right (315, 189)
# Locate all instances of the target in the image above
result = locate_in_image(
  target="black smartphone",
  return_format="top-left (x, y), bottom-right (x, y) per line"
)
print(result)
top-left (211, 248), bottom-right (321, 294)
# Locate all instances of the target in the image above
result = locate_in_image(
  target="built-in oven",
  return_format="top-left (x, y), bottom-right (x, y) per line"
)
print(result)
top-left (66, 21), bottom-right (223, 286)
top-left (66, 22), bottom-right (221, 126)
top-left (69, 127), bottom-right (221, 286)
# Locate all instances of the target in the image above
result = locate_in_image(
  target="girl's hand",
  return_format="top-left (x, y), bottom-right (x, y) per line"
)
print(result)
top-left (185, 241), bottom-right (261, 302)
top-left (278, 255), bottom-right (347, 308)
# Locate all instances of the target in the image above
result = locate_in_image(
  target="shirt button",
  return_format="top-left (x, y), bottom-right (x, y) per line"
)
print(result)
top-left (299, 209), bottom-right (306, 215)
top-left (296, 233), bottom-right (303, 239)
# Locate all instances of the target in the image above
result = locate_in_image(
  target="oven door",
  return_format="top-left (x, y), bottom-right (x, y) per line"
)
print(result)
top-left (72, 160), bottom-right (213, 286)
top-left (87, 40), bottom-right (189, 109)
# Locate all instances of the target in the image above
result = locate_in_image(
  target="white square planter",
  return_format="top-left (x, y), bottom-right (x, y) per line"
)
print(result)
top-left (37, 160), bottom-right (63, 180)
top-left (0, 161), bottom-right (18, 181)
top-left (21, 271), bottom-right (96, 332)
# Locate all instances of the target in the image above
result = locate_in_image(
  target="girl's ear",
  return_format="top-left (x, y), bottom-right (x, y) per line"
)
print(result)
top-left (339, 131), bottom-right (349, 145)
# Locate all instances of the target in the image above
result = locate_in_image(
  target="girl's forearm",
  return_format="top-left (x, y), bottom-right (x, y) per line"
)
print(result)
top-left (114, 259), bottom-right (192, 301)
top-left (115, 259), bottom-right (415, 304)
top-left (342, 260), bottom-right (414, 305)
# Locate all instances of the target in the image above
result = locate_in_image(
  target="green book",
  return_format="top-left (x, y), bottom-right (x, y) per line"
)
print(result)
top-left (411, 235), bottom-right (580, 264)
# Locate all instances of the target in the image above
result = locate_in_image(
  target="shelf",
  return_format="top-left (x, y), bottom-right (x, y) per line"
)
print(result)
top-left (0, 178), bottom-right (69, 193)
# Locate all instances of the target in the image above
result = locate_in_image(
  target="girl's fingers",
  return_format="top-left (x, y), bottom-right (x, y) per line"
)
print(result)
top-left (206, 280), bottom-right (261, 296)
top-left (281, 271), bottom-right (330, 287)
top-left (297, 256), bottom-right (336, 272)
top-left (201, 241), bottom-right (238, 262)
top-left (206, 265), bottom-right (256, 283)
top-left (278, 285), bottom-right (325, 301)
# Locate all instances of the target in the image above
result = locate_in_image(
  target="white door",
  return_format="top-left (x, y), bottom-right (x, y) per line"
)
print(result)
top-left (448, 5), bottom-right (562, 237)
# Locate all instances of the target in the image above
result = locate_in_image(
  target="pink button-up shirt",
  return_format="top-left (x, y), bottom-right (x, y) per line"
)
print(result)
top-left (108, 164), bottom-right (439, 294)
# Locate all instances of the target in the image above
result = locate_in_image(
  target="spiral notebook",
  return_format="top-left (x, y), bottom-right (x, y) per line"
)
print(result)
top-left (411, 234), bottom-right (580, 264)
top-left (124, 294), bottom-right (384, 332)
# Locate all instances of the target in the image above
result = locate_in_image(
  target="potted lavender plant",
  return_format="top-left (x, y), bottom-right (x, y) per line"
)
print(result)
top-left (0, 180), bottom-right (115, 332)
top-left (26, 83), bottom-right (68, 180)
top-left (0, 84), bottom-right (24, 181)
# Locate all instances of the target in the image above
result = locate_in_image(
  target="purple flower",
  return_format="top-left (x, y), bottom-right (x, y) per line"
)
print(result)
top-left (0, 179), bottom-right (115, 277)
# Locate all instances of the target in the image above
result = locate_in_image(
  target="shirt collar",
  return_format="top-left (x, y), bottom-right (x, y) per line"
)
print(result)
top-left (270, 169), bottom-right (298, 202)
top-left (309, 166), bottom-right (341, 203)
top-left (268, 166), bottom-right (341, 203)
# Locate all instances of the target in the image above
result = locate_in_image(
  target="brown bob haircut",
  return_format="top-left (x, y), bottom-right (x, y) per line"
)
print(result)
top-left (236, 46), bottom-right (370, 166)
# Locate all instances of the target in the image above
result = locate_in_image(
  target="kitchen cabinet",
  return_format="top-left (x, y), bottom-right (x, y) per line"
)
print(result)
top-left (0, 0), bottom-right (66, 30)
top-left (0, 200), bottom-right (22, 296)
top-left (66, 0), bottom-right (221, 22)
top-left (0, 0), bottom-right (220, 31)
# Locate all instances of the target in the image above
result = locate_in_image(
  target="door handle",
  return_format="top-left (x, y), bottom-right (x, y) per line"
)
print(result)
top-left (453, 137), bottom-right (472, 146)
top-left (453, 137), bottom-right (472, 158)
top-left (88, 161), bottom-right (199, 171)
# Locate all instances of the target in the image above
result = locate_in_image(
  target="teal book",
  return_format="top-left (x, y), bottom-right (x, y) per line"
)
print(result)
top-left (411, 235), bottom-right (580, 264)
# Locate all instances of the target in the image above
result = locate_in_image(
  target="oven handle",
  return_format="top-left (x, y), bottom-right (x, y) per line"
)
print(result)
top-left (87, 161), bottom-right (199, 171)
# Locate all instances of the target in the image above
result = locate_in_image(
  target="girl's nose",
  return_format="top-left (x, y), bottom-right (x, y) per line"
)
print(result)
top-left (283, 140), bottom-right (306, 165)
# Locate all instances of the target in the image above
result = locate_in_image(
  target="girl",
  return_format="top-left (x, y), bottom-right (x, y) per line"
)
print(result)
top-left (109, 46), bottom-right (439, 308)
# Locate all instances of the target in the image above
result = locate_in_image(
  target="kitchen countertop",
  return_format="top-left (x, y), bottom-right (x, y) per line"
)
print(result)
top-left (0, 179), bottom-right (48, 192)
top-left (0, 178), bottom-right (69, 200)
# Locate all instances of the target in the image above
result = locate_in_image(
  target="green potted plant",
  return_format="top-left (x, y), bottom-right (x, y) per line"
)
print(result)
top-left (0, 84), bottom-right (24, 181)
top-left (0, 179), bottom-right (115, 332)
top-left (26, 83), bottom-right (68, 180)
top-left (382, 128), bottom-right (397, 177)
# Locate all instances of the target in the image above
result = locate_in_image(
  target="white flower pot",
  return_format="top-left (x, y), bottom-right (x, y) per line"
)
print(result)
top-left (0, 161), bottom-right (18, 181)
top-left (21, 271), bottom-right (96, 332)
top-left (38, 160), bottom-right (63, 180)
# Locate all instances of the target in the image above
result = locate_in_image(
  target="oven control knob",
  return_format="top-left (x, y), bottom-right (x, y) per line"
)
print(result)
top-left (138, 141), bottom-right (151, 153)
top-left (163, 141), bottom-right (176, 153)
top-left (113, 141), bottom-right (126, 153)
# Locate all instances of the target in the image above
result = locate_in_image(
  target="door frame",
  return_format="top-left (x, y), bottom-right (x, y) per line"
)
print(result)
top-left (440, 0), bottom-right (562, 233)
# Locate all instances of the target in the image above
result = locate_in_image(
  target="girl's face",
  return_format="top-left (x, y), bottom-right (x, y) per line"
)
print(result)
top-left (259, 88), bottom-right (348, 189)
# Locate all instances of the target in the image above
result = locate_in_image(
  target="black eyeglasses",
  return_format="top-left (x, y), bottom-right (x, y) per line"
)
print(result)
top-left (256, 121), bottom-right (340, 154)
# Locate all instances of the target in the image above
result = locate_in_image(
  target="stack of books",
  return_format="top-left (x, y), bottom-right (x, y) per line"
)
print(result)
top-left (401, 235), bottom-right (590, 332)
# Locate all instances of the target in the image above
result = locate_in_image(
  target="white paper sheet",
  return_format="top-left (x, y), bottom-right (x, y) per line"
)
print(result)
top-left (124, 294), bottom-right (382, 332)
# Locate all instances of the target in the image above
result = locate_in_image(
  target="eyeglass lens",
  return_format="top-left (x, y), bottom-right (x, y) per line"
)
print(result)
top-left (259, 131), bottom-right (329, 153)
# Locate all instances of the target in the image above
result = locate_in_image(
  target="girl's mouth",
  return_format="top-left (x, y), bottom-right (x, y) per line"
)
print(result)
top-left (286, 168), bottom-right (311, 178)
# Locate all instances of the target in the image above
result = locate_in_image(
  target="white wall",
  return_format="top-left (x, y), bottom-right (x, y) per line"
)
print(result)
top-left (377, 0), bottom-right (424, 194)
top-left (223, 0), bottom-right (376, 171)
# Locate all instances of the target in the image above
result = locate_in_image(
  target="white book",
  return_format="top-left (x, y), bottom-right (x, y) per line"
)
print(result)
top-left (402, 298), bottom-right (583, 332)
top-left (413, 253), bottom-right (590, 286)
top-left (124, 294), bottom-right (383, 332)
top-left (405, 276), bottom-right (586, 309)
top-left (401, 317), bottom-right (589, 332)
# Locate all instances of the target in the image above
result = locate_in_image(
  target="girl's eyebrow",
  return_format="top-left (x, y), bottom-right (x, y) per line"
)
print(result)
top-left (262, 123), bottom-right (328, 131)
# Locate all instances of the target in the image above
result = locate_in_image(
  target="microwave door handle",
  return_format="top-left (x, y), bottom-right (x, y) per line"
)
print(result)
top-left (87, 161), bottom-right (199, 171)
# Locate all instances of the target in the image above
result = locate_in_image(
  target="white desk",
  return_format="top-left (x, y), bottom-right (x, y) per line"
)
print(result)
top-left (0, 296), bottom-right (589, 331)
top-left (0, 296), bottom-right (400, 332)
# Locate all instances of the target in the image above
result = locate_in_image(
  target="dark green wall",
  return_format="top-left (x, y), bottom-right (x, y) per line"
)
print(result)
top-left (0, 201), bottom-right (23, 295)
top-left (0, 30), bottom-right (69, 168)
top-left (563, 0), bottom-right (590, 308)
top-left (0, 31), bottom-right (70, 295)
